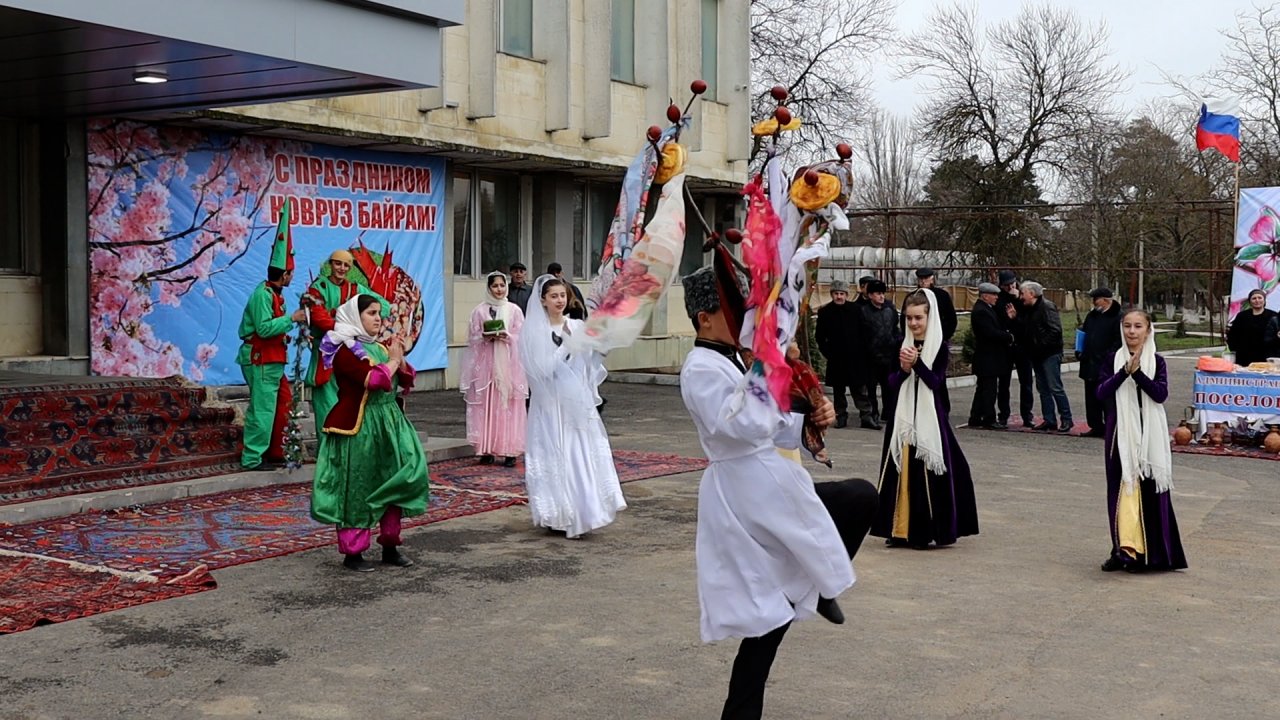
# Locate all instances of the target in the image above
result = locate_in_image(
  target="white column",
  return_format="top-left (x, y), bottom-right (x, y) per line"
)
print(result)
top-left (536, 0), bottom-right (571, 131)
top-left (582, 0), bottom-right (613, 139)
top-left (634, 0), bottom-right (669, 126)
top-left (466, 0), bottom-right (497, 119)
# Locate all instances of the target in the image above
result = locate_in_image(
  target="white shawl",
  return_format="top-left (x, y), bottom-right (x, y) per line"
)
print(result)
top-left (321, 295), bottom-right (378, 367)
top-left (890, 289), bottom-right (947, 475)
top-left (1114, 331), bottom-right (1173, 493)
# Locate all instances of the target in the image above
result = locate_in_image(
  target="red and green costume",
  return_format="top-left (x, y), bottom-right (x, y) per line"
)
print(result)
top-left (304, 273), bottom-right (387, 428)
top-left (237, 200), bottom-right (296, 469)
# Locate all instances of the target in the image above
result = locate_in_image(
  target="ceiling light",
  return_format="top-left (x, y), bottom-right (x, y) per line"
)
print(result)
top-left (133, 69), bottom-right (168, 84)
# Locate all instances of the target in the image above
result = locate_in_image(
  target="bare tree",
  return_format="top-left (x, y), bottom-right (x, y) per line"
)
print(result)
top-left (899, 3), bottom-right (1125, 188)
top-left (854, 110), bottom-right (924, 208)
top-left (750, 0), bottom-right (895, 160)
top-left (1211, 4), bottom-right (1280, 182)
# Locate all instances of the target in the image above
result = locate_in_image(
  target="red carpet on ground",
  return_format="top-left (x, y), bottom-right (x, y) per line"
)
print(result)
top-left (0, 449), bottom-right (706, 634)
top-left (0, 377), bottom-right (242, 507)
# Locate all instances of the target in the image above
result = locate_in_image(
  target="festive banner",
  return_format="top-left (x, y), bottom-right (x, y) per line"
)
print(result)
top-left (87, 120), bottom-right (447, 385)
top-left (1230, 187), bottom-right (1280, 318)
top-left (1193, 370), bottom-right (1280, 414)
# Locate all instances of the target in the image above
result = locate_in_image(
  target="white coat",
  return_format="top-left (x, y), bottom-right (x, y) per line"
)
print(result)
top-left (680, 347), bottom-right (855, 643)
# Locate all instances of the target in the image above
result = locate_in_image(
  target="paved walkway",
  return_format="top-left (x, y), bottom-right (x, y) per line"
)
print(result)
top-left (3, 358), bottom-right (1278, 719)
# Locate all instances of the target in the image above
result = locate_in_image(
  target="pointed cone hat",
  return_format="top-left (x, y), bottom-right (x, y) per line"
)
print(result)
top-left (269, 198), bottom-right (295, 272)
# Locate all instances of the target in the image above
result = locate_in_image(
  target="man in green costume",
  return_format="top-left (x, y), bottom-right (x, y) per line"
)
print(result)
top-left (238, 202), bottom-right (307, 471)
top-left (301, 249), bottom-right (388, 428)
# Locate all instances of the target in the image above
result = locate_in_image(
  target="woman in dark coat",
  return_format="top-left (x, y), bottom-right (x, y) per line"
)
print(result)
top-left (1227, 289), bottom-right (1278, 367)
top-left (1095, 308), bottom-right (1187, 573)
top-left (872, 289), bottom-right (979, 548)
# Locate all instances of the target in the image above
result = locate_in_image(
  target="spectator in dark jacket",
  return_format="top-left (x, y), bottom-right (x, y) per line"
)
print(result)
top-left (856, 280), bottom-right (900, 429)
top-left (915, 267), bottom-right (957, 341)
top-left (547, 262), bottom-right (588, 320)
top-left (816, 280), bottom-right (860, 428)
top-left (508, 262), bottom-right (532, 315)
top-left (1077, 287), bottom-right (1122, 437)
top-left (996, 270), bottom-right (1035, 427)
top-left (853, 275), bottom-right (876, 307)
top-left (1020, 281), bottom-right (1072, 432)
top-left (1227, 289), bottom-right (1278, 367)
top-left (968, 283), bottom-right (1013, 428)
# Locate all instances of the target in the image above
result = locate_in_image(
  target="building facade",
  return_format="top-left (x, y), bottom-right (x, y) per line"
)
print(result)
top-left (0, 0), bottom-right (750, 388)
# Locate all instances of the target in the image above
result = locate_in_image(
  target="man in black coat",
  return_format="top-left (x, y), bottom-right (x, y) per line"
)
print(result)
top-left (815, 280), bottom-right (860, 428)
top-left (968, 283), bottom-right (1013, 428)
top-left (855, 280), bottom-right (900, 429)
top-left (915, 267), bottom-right (957, 341)
top-left (508, 262), bottom-right (532, 315)
top-left (995, 269), bottom-right (1035, 428)
top-left (1077, 287), bottom-right (1122, 437)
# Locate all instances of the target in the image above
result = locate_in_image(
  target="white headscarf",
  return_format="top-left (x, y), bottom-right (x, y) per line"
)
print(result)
top-left (484, 271), bottom-right (509, 307)
top-left (1113, 319), bottom-right (1173, 493)
top-left (890, 288), bottom-right (947, 475)
top-left (520, 274), bottom-right (563, 387)
top-left (321, 295), bottom-right (378, 368)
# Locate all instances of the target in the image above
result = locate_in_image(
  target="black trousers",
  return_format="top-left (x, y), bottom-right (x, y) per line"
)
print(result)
top-left (830, 384), bottom-right (850, 418)
top-left (1083, 378), bottom-right (1103, 432)
top-left (721, 479), bottom-right (879, 720)
top-left (859, 369), bottom-right (892, 424)
top-left (998, 352), bottom-right (1034, 425)
top-left (968, 374), bottom-right (999, 426)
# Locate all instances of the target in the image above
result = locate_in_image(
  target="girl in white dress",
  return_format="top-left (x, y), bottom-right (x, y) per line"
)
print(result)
top-left (520, 274), bottom-right (625, 538)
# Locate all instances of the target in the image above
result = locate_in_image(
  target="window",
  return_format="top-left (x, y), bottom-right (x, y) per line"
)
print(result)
top-left (611, 0), bottom-right (636, 83)
top-left (450, 172), bottom-right (473, 276)
top-left (479, 174), bottom-right (520, 273)
top-left (585, 183), bottom-right (618, 277)
top-left (0, 119), bottom-right (24, 271)
top-left (501, 0), bottom-right (534, 58)
top-left (700, 0), bottom-right (718, 101)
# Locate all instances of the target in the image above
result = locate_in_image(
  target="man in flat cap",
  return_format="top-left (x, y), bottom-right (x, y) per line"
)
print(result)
top-left (1077, 287), bottom-right (1122, 437)
top-left (995, 269), bottom-right (1035, 428)
top-left (302, 249), bottom-right (389, 429)
top-left (678, 265), bottom-right (878, 720)
top-left (967, 283), bottom-right (1013, 428)
top-left (507, 262), bottom-right (532, 315)
top-left (815, 279), bottom-right (860, 428)
top-left (855, 279), bottom-right (900, 429)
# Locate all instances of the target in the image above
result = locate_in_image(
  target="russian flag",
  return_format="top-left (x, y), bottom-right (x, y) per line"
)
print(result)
top-left (1196, 97), bottom-right (1241, 163)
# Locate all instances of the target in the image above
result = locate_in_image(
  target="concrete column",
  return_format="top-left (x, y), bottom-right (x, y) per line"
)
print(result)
top-left (466, 0), bottom-right (497, 119)
top-left (535, 0), bottom-right (571, 131)
top-left (442, 161), bottom-right (457, 343)
top-left (38, 120), bottom-right (88, 358)
top-left (581, 0), bottom-right (612, 139)
top-left (673, 0), bottom-right (703, 151)
top-left (634, 0), bottom-right (669, 126)
top-left (722, 0), bottom-right (750, 161)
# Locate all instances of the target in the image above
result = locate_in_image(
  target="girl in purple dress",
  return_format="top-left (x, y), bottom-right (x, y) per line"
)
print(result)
top-left (872, 289), bottom-right (979, 548)
top-left (1095, 308), bottom-right (1187, 573)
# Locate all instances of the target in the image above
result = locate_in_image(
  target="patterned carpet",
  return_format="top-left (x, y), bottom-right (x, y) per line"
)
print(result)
top-left (1170, 443), bottom-right (1280, 461)
top-left (0, 449), bottom-right (706, 634)
top-left (0, 377), bottom-right (242, 506)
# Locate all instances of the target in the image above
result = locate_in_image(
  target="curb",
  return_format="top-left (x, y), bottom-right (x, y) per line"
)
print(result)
top-left (0, 435), bottom-right (474, 527)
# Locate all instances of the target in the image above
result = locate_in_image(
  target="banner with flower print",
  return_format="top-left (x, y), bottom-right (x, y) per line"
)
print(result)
top-left (1231, 187), bottom-right (1280, 318)
top-left (87, 120), bottom-right (447, 385)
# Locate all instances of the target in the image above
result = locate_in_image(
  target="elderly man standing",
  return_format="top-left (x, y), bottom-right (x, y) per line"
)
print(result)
top-left (303, 250), bottom-right (388, 428)
top-left (1020, 281), bottom-right (1072, 432)
top-left (968, 283), bottom-right (1013, 429)
top-left (1077, 287), bottom-right (1122, 437)
top-left (508, 262), bottom-right (532, 315)
top-left (815, 280), bottom-right (860, 428)
top-left (856, 279), bottom-right (900, 429)
top-left (915, 267), bottom-right (957, 341)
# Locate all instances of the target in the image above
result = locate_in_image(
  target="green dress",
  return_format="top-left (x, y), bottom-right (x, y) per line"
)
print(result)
top-left (310, 342), bottom-right (430, 529)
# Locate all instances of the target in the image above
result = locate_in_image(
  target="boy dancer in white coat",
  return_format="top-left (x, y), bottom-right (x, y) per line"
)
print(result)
top-left (679, 266), bottom-right (878, 720)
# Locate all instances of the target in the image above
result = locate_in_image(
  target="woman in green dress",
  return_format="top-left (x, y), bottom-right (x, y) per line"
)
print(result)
top-left (311, 294), bottom-right (430, 572)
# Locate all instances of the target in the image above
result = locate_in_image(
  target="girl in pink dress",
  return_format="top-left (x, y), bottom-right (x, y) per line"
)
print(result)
top-left (460, 271), bottom-right (528, 467)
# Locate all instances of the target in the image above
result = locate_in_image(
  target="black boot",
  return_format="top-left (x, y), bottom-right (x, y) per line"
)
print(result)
top-left (835, 414), bottom-right (848, 429)
top-left (381, 546), bottom-right (414, 567)
top-left (816, 597), bottom-right (845, 625)
top-left (342, 553), bottom-right (376, 572)
top-left (502, 456), bottom-right (517, 468)
top-left (478, 455), bottom-right (495, 465)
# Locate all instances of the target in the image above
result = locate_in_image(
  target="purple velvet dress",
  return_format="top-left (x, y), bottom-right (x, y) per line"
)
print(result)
top-left (1095, 352), bottom-right (1188, 570)
top-left (872, 344), bottom-right (980, 546)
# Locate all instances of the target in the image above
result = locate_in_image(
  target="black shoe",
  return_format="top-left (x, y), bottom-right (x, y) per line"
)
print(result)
top-left (342, 553), bottom-right (377, 572)
top-left (860, 420), bottom-right (879, 430)
top-left (1022, 418), bottom-right (1035, 428)
top-left (816, 597), bottom-right (845, 625)
top-left (1083, 428), bottom-right (1105, 438)
top-left (502, 456), bottom-right (517, 468)
top-left (248, 462), bottom-right (281, 472)
top-left (478, 455), bottom-right (495, 465)
top-left (1100, 555), bottom-right (1129, 572)
top-left (1058, 421), bottom-right (1073, 433)
top-left (966, 419), bottom-right (986, 428)
top-left (381, 546), bottom-right (413, 567)
top-left (885, 537), bottom-right (908, 547)
top-left (835, 415), bottom-right (848, 429)
top-left (990, 422), bottom-right (1008, 430)
top-left (1034, 421), bottom-right (1056, 431)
